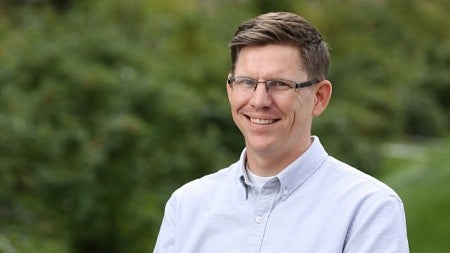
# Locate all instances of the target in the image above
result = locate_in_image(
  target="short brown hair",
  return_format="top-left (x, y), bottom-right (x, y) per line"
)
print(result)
top-left (229, 12), bottom-right (329, 80)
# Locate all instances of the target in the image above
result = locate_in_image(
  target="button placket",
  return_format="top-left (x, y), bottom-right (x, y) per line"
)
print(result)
top-left (254, 191), bottom-right (271, 224)
top-left (244, 181), bottom-right (280, 252)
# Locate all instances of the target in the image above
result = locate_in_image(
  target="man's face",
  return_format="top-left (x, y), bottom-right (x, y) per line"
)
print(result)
top-left (227, 44), bottom-right (321, 161)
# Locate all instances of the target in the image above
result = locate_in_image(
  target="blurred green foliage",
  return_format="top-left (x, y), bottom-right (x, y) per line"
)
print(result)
top-left (0, 0), bottom-right (448, 252)
top-left (379, 136), bottom-right (450, 252)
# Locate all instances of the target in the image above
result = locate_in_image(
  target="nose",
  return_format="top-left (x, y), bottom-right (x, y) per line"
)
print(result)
top-left (249, 82), bottom-right (272, 108)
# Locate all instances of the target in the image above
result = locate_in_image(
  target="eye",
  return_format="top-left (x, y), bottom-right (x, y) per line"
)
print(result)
top-left (244, 79), bottom-right (253, 84)
top-left (268, 80), bottom-right (291, 90)
top-left (235, 78), bottom-right (256, 88)
top-left (270, 81), bottom-right (288, 86)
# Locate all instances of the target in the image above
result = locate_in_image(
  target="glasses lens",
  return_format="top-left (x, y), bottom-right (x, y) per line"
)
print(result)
top-left (267, 80), bottom-right (292, 91)
top-left (230, 77), bottom-right (298, 95)
top-left (234, 78), bottom-right (256, 89)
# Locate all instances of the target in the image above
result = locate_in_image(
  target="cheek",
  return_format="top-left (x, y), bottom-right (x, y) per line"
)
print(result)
top-left (289, 96), bottom-right (314, 121)
top-left (228, 93), bottom-right (246, 112)
top-left (228, 96), bottom-right (239, 112)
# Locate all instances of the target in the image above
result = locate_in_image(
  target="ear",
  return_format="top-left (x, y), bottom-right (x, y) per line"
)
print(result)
top-left (226, 73), bottom-right (233, 98)
top-left (312, 80), bottom-right (332, 117)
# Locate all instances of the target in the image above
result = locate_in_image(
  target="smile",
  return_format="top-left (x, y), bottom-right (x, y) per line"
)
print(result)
top-left (250, 117), bottom-right (277, 125)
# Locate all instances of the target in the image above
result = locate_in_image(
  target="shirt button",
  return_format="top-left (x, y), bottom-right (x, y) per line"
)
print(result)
top-left (283, 189), bottom-right (289, 195)
top-left (255, 216), bottom-right (263, 223)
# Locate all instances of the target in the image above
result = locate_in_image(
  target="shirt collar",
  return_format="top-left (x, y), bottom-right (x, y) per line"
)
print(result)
top-left (236, 136), bottom-right (328, 200)
top-left (236, 149), bottom-right (250, 199)
top-left (276, 136), bottom-right (328, 200)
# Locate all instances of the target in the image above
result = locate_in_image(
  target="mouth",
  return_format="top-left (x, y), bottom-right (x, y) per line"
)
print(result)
top-left (248, 117), bottom-right (279, 125)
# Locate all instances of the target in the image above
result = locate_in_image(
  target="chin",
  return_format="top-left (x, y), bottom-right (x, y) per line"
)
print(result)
top-left (246, 140), bottom-right (276, 154)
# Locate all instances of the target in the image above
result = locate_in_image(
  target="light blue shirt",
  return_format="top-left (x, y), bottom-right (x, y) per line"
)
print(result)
top-left (154, 137), bottom-right (409, 253)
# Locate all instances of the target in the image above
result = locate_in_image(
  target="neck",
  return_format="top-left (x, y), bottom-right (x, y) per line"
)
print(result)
top-left (246, 139), bottom-right (312, 177)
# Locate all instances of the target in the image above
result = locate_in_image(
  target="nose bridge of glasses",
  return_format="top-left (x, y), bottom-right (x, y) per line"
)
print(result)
top-left (251, 81), bottom-right (274, 103)
top-left (254, 81), bottom-right (271, 92)
top-left (249, 81), bottom-right (272, 105)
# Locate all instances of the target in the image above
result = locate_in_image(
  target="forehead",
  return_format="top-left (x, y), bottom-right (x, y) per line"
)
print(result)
top-left (234, 44), bottom-right (305, 78)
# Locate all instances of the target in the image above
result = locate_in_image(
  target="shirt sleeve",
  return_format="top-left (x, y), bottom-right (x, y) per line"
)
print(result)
top-left (154, 195), bottom-right (177, 253)
top-left (344, 193), bottom-right (410, 253)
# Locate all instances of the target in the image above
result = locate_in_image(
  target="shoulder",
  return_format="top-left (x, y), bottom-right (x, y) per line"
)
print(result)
top-left (321, 156), bottom-right (402, 202)
top-left (323, 158), bottom-right (410, 250)
top-left (171, 162), bottom-right (240, 201)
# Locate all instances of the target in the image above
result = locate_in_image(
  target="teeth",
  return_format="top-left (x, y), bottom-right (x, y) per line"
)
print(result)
top-left (250, 118), bottom-right (275, 124)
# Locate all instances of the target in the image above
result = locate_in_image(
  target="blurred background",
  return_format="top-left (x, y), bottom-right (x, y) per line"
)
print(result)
top-left (0, 0), bottom-right (448, 252)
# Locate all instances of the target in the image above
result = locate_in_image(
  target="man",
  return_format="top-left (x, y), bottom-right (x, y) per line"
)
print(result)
top-left (154, 12), bottom-right (409, 253)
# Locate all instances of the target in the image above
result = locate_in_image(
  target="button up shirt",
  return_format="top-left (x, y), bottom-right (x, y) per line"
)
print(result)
top-left (154, 137), bottom-right (409, 253)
